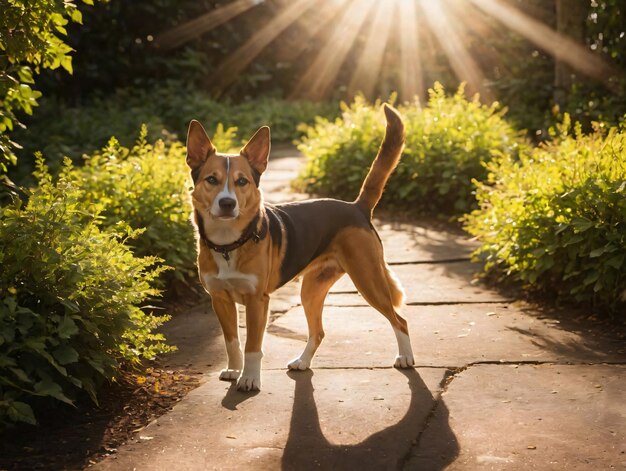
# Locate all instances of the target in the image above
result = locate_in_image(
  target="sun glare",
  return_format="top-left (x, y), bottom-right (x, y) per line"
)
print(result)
top-left (347, 0), bottom-right (396, 99)
top-left (420, 0), bottom-right (490, 101)
top-left (470, 0), bottom-right (620, 93)
top-left (290, 0), bottom-right (376, 100)
top-left (157, 0), bottom-right (621, 101)
top-left (210, 0), bottom-right (315, 95)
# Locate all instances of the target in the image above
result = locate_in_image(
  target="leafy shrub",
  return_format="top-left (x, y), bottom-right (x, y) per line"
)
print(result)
top-left (296, 84), bottom-right (525, 215)
top-left (0, 157), bottom-right (173, 426)
top-left (12, 82), bottom-right (338, 182)
top-left (0, 0), bottom-right (99, 173)
top-left (73, 125), bottom-right (236, 287)
top-left (464, 116), bottom-right (626, 316)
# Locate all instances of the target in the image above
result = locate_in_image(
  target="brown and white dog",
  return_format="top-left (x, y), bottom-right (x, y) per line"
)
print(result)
top-left (186, 104), bottom-right (414, 391)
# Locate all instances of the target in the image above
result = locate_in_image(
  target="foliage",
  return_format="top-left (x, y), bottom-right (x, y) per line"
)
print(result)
top-left (0, 0), bottom-right (98, 174)
top-left (0, 157), bottom-right (173, 426)
top-left (296, 84), bottom-right (525, 215)
top-left (72, 125), bottom-right (236, 287)
top-left (464, 116), bottom-right (626, 316)
top-left (11, 82), bottom-right (337, 183)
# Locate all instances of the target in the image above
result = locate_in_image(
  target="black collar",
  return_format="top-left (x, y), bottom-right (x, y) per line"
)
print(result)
top-left (195, 211), bottom-right (268, 261)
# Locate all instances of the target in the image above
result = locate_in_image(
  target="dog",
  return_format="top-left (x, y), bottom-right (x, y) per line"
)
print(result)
top-left (186, 104), bottom-right (415, 391)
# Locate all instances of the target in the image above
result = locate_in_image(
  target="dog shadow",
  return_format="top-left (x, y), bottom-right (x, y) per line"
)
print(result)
top-left (221, 381), bottom-right (261, 410)
top-left (281, 369), bottom-right (459, 470)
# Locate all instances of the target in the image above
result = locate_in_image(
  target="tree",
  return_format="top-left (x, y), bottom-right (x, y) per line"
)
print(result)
top-left (554, 0), bottom-right (589, 105)
top-left (0, 0), bottom-right (97, 178)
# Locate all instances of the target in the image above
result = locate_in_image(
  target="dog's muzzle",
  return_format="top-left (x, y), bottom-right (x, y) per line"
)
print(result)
top-left (217, 197), bottom-right (238, 218)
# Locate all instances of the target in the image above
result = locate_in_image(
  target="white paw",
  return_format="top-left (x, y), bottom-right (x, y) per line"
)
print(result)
top-left (287, 357), bottom-right (311, 370)
top-left (394, 354), bottom-right (415, 369)
top-left (237, 373), bottom-right (261, 391)
top-left (219, 368), bottom-right (241, 381)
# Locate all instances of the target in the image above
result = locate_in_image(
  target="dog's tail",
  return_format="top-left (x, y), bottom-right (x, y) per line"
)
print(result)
top-left (355, 104), bottom-right (405, 215)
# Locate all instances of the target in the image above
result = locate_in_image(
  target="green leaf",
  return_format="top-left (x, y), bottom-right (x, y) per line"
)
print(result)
top-left (8, 367), bottom-right (32, 384)
top-left (7, 402), bottom-right (37, 425)
top-left (52, 345), bottom-right (79, 365)
top-left (60, 56), bottom-right (73, 74)
top-left (571, 218), bottom-right (593, 233)
top-left (583, 270), bottom-right (600, 286)
top-left (34, 379), bottom-right (74, 405)
top-left (69, 9), bottom-right (83, 24)
top-left (589, 246), bottom-right (607, 258)
top-left (58, 315), bottom-right (79, 339)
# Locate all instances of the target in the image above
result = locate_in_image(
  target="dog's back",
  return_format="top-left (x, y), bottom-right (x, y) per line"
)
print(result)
top-left (266, 199), bottom-right (372, 288)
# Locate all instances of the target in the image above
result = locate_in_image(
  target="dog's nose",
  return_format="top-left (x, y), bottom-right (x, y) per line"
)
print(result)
top-left (219, 197), bottom-right (237, 212)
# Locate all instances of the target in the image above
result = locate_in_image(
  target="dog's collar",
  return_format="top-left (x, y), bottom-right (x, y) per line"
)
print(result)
top-left (196, 211), bottom-right (268, 261)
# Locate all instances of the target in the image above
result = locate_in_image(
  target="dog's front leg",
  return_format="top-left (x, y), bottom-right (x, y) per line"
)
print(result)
top-left (237, 294), bottom-right (269, 392)
top-left (211, 292), bottom-right (244, 381)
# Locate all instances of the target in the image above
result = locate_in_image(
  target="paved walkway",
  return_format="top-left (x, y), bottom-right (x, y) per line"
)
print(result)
top-left (95, 147), bottom-right (626, 470)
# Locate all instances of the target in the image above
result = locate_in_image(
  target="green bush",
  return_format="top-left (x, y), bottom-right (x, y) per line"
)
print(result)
top-left (0, 0), bottom-right (99, 173)
top-left (464, 116), bottom-right (626, 316)
top-left (296, 84), bottom-right (525, 215)
top-left (73, 125), bottom-right (236, 287)
top-left (0, 157), bottom-right (173, 427)
top-left (12, 82), bottom-right (338, 181)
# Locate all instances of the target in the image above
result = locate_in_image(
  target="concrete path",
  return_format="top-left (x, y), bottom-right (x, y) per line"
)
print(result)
top-left (95, 146), bottom-right (626, 470)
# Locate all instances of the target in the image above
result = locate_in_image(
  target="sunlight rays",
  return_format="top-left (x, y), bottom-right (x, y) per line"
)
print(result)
top-left (210, 0), bottom-right (316, 94)
top-left (276, 0), bottom-right (350, 63)
top-left (399, 0), bottom-right (423, 103)
top-left (290, 0), bottom-right (376, 100)
top-left (347, 1), bottom-right (395, 99)
top-left (157, 0), bottom-right (622, 101)
top-left (419, 0), bottom-right (490, 101)
top-left (155, 0), bottom-right (261, 51)
top-left (470, 0), bottom-right (621, 92)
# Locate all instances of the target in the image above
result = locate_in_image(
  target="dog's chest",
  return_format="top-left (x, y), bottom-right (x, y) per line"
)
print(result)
top-left (201, 251), bottom-right (258, 301)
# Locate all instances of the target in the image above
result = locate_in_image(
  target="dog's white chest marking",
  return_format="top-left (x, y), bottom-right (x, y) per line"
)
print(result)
top-left (202, 251), bottom-right (257, 298)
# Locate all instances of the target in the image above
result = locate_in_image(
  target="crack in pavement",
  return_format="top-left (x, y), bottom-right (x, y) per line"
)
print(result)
top-left (397, 368), bottom-right (458, 470)
top-left (261, 360), bottom-right (626, 373)
top-left (388, 257), bottom-right (471, 266)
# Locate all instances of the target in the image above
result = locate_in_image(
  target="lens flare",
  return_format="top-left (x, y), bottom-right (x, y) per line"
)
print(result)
top-left (290, 0), bottom-right (376, 100)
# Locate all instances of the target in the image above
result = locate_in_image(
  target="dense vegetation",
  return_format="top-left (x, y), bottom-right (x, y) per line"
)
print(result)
top-left (465, 117), bottom-right (626, 316)
top-left (10, 83), bottom-right (337, 184)
top-left (296, 85), bottom-right (525, 215)
top-left (0, 158), bottom-right (173, 426)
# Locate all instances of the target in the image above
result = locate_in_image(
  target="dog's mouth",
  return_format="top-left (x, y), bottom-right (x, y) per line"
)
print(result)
top-left (210, 209), bottom-right (239, 221)
top-left (215, 214), bottom-right (237, 221)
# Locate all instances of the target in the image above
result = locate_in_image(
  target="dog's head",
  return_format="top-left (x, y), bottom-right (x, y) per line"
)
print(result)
top-left (186, 120), bottom-right (270, 224)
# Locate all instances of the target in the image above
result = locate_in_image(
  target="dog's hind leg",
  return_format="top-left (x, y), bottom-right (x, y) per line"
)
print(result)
top-left (336, 230), bottom-right (415, 368)
top-left (288, 263), bottom-right (344, 371)
top-left (211, 292), bottom-right (244, 381)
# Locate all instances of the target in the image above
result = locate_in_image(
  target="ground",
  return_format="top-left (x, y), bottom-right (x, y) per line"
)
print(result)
top-left (0, 359), bottom-right (201, 470)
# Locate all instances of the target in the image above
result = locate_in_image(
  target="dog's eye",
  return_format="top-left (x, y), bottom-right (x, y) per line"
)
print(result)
top-left (235, 177), bottom-right (249, 187)
top-left (205, 175), bottom-right (218, 185)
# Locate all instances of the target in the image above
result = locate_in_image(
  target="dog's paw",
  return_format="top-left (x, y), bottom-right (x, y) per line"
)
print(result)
top-left (237, 373), bottom-right (261, 392)
top-left (394, 354), bottom-right (415, 369)
top-left (287, 357), bottom-right (311, 371)
top-left (219, 368), bottom-right (241, 381)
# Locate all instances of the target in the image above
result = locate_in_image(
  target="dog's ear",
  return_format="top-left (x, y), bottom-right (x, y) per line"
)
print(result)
top-left (186, 120), bottom-right (215, 171)
top-left (240, 126), bottom-right (270, 175)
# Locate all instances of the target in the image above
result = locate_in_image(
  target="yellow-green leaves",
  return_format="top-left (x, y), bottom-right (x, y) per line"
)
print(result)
top-left (0, 156), bottom-right (173, 427)
top-left (465, 117), bottom-right (626, 316)
top-left (296, 84), bottom-right (525, 215)
top-left (0, 0), bottom-right (100, 173)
